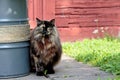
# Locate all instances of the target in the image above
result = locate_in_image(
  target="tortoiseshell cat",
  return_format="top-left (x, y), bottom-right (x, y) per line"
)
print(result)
top-left (30, 18), bottom-right (62, 76)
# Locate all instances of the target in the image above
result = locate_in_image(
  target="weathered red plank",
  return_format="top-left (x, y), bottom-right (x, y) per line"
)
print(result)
top-left (55, 16), bottom-right (69, 27)
top-left (55, 8), bottom-right (70, 15)
top-left (56, 0), bottom-right (120, 8)
top-left (72, 0), bottom-right (120, 2)
top-left (69, 14), bottom-right (120, 18)
top-left (69, 21), bottom-right (120, 27)
top-left (72, 1), bottom-right (120, 8)
top-left (56, 0), bottom-right (72, 8)
top-left (58, 27), bottom-right (120, 42)
top-left (28, 0), bottom-right (43, 28)
top-left (70, 7), bottom-right (120, 15)
top-left (69, 15), bottom-right (120, 23)
top-left (28, 0), bottom-right (34, 20)
top-left (43, 0), bottom-right (55, 20)
top-left (28, 0), bottom-right (35, 28)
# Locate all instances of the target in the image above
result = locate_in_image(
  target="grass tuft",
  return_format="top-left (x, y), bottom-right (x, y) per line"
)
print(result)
top-left (62, 37), bottom-right (120, 75)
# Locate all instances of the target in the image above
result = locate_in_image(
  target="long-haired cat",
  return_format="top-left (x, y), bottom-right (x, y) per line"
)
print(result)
top-left (30, 18), bottom-right (62, 76)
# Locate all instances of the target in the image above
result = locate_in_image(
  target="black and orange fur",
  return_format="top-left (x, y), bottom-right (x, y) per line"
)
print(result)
top-left (30, 18), bottom-right (62, 76)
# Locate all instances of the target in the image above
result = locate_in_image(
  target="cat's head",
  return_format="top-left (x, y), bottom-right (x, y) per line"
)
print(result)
top-left (36, 18), bottom-right (55, 35)
top-left (33, 18), bottom-right (55, 41)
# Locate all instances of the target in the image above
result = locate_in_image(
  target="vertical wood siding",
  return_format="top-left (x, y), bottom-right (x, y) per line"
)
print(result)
top-left (28, 0), bottom-right (55, 28)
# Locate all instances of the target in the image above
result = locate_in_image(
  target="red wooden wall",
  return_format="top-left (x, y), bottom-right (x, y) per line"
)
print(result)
top-left (28, 0), bottom-right (55, 28)
top-left (28, 0), bottom-right (120, 42)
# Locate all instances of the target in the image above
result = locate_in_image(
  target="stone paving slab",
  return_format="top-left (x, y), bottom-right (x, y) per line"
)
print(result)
top-left (1, 54), bottom-right (114, 80)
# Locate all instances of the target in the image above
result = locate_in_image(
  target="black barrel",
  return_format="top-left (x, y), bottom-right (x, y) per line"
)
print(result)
top-left (0, 0), bottom-right (28, 25)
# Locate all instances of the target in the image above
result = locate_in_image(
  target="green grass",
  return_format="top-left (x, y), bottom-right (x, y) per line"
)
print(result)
top-left (97, 76), bottom-right (120, 80)
top-left (62, 38), bottom-right (120, 76)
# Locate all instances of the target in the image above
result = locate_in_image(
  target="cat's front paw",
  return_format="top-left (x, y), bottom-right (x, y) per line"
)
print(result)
top-left (36, 71), bottom-right (44, 76)
top-left (47, 69), bottom-right (55, 74)
top-left (30, 68), bottom-right (36, 73)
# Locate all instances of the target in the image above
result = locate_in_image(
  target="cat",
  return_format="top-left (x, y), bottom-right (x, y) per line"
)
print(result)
top-left (30, 18), bottom-right (62, 76)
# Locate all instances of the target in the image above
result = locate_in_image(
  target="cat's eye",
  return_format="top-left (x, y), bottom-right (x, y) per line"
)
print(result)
top-left (36, 27), bottom-right (43, 32)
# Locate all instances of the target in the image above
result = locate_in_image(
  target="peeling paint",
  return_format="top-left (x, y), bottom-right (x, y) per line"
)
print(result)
top-left (118, 31), bottom-right (120, 38)
top-left (92, 29), bottom-right (99, 34)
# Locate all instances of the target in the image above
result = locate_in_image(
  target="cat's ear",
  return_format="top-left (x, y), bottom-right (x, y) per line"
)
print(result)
top-left (36, 18), bottom-right (42, 26)
top-left (50, 19), bottom-right (55, 25)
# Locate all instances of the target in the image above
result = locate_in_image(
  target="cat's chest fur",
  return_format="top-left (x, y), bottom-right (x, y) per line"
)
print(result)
top-left (36, 37), bottom-right (56, 58)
